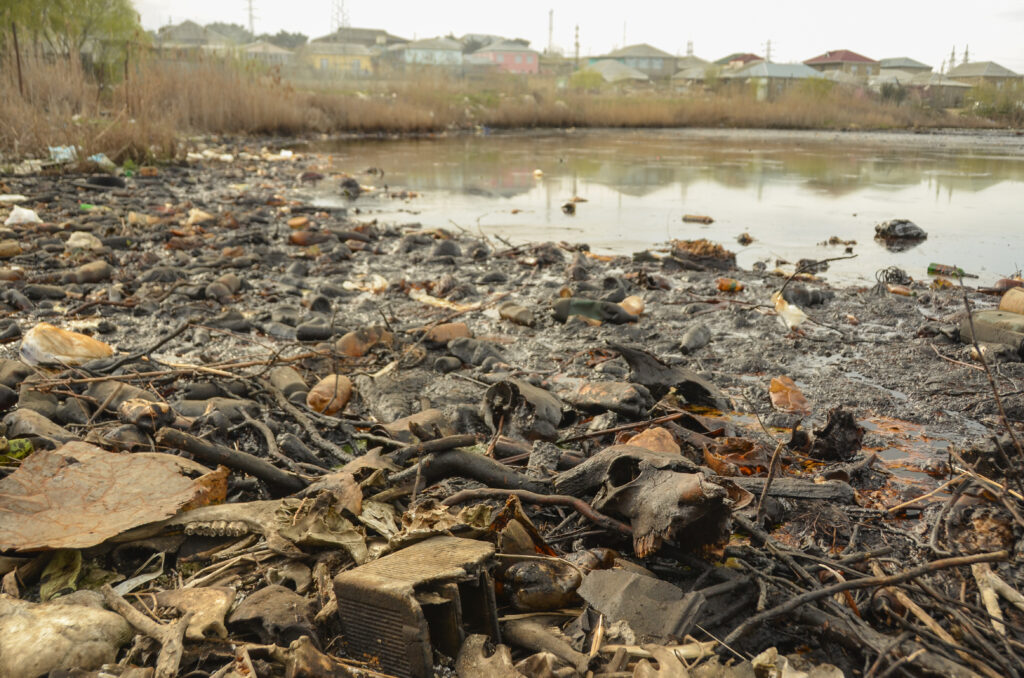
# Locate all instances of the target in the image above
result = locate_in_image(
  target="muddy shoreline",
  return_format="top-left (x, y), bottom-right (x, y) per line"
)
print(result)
top-left (1, 143), bottom-right (1022, 676)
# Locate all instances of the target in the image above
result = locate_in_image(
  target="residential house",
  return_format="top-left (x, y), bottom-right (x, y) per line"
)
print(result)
top-left (581, 59), bottom-right (650, 84)
top-left (302, 42), bottom-right (374, 75)
top-left (714, 53), bottom-right (764, 70)
top-left (947, 61), bottom-right (1020, 89)
top-left (724, 62), bottom-right (825, 100)
top-left (312, 27), bottom-right (408, 48)
top-left (803, 49), bottom-right (879, 77)
top-left (156, 20), bottom-right (233, 55)
top-left (385, 37), bottom-right (464, 68)
top-left (879, 57), bottom-right (931, 74)
top-left (240, 41), bottom-right (292, 67)
top-left (466, 41), bottom-right (540, 74)
top-left (459, 34), bottom-right (508, 49)
top-left (675, 54), bottom-right (707, 72)
top-left (909, 72), bottom-right (971, 106)
top-left (671, 65), bottom-right (711, 86)
top-left (594, 43), bottom-right (676, 79)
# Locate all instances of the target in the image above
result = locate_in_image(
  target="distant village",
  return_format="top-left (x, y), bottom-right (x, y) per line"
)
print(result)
top-left (153, 20), bottom-right (1022, 107)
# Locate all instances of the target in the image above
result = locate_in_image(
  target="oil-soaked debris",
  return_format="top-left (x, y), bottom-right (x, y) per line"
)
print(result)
top-left (0, 145), bottom-right (1022, 677)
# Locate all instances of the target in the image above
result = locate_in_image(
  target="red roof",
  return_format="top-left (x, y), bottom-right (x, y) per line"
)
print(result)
top-left (804, 49), bottom-right (877, 65)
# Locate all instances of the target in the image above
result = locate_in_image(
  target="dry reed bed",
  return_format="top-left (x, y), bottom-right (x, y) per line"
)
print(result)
top-left (0, 55), bottom-right (988, 163)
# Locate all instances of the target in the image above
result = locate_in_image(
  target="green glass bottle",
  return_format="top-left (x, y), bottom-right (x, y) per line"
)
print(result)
top-left (928, 263), bottom-right (965, 277)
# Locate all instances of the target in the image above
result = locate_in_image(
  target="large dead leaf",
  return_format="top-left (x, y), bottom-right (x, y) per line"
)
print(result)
top-left (769, 376), bottom-right (810, 415)
top-left (703, 438), bottom-right (772, 476)
top-left (0, 441), bottom-right (213, 551)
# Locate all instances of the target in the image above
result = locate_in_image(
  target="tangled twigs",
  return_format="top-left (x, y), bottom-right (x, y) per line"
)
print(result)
top-left (258, 377), bottom-right (354, 463)
top-left (443, 487), bottom-right (634, 536)
top-left (101, 584), bottom-right (193, 678)
top-left (722, 550), bottom-right (1010, 647)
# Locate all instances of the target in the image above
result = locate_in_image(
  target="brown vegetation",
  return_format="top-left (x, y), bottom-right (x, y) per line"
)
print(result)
top-left (0, 50), bottom-right (1008, 164)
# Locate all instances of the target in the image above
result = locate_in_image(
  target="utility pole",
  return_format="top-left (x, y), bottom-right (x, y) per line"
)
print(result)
top-left (331, 0), bottom-right (349, 33)
top-left (686, 40), bottom-right (693, 57)
top-left (962, 45), bottom-right (969, 65)
top-left (11, 21), bottom-right (24, 97)
top-left (547, 9), bottom-right (553, 55)
top-left (246, 0), bottom-right (255, 37)
top-left (574, 25), bottom-right (579, 69)
top-left (949, 45), bottom-right (956, 72)
top-left (764, 39), bottom-right (772, 62)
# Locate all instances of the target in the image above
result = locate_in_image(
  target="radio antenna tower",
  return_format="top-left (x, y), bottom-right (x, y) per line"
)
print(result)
top-left (246, 0), bottom-right (256, 37)
top-left (331, 0), bottom-right (350, 33)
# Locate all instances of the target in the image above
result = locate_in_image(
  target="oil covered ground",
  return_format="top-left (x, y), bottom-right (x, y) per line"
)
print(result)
top-left (0, 141), bottom-right (1022, 677)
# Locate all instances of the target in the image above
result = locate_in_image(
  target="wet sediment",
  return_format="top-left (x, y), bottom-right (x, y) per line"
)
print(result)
top-left (0, 144), bottom-right (1022, 677)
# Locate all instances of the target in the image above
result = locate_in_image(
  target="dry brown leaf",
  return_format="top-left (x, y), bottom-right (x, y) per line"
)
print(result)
top-left (703, 438), bottom-right (771, 476)
top-left (0, 442), bottom-right (214, 551)
top-left (181, 465), bottom-right (230, 511)
top-left (769, 376), bottom-right (811, 415)
top-left (627, 427), bottom-right (681, 455)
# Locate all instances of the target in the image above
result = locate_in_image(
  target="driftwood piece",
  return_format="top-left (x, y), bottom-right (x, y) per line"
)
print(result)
top-left (390, 449), bottom-right (549, 494)
top-left (729, 476), bottom-right (856, 503)
top-left (389, 433), bottom-right (485, 465)
top-left (156, 428), bottom-right (307, 495)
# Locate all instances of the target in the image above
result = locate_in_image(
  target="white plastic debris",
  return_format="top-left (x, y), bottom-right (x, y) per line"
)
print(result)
top-left (4, 205), bottom-right (42, 226)
top-left (87, 153), bottom-right (117, 173)
top-left (48, 145), bottom-right (78, 163)
top-left (771, 292), bottom-right (808, 331)
top-left (0, 195), bottom-right (29, 203)
top-left (66, 231), bottom-right (104, 251)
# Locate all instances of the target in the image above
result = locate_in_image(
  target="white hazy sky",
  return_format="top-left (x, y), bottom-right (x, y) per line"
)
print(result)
top-left (133, 0), bottom-right (1024, 73)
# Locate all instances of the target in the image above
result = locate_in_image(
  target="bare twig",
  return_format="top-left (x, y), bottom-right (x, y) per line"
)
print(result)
top-left (723, 550), bottom-right (1009, 646)
top-left (443, 488), bottom-right (633, 536)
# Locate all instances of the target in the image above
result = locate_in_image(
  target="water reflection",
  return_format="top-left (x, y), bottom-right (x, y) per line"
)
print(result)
top-left (308, 130), bottom-right (1024, 285)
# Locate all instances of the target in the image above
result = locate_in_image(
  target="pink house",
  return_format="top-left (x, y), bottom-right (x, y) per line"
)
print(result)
top-left (466, 41), bottom-right (540, 74)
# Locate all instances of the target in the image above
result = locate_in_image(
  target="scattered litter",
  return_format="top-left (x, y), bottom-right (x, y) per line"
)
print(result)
top-left (4, 205), bottom-right (42, 225)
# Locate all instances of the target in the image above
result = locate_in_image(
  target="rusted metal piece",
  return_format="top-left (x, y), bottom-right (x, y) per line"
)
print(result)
top-left (333, 536), bottom-right (498, 678)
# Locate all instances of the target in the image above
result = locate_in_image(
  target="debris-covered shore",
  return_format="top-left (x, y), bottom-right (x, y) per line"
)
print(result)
top-left (1, 145), bottom-right (1023, 678)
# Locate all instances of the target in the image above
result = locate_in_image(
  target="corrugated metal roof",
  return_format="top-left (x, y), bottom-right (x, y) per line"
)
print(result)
top-left (911, 73), bottom-right (971, 88)
top-left (606, 43), bottom-right (673, 59)
top-left (242, 41), bottom-right (292, 55)
top-left (401, 37), bottom-right (463, 51)
top-left (473, 41), bottom-right (538, 54)
top-left (672, 65), bottom-right (710, 80)
top-left (714, 52), bottom-right (762, 66)
top-left (305, 42), bottom-right (373, 56)
top-left (879, 57), bottom-right (931, 70)
top-left (804, 49), bottom-right (877, 65)
top-left (312, 27), bottom-right (408, 45)
top-left (728, 62), bottom-right (825, 79)
top-left (948, 61), bottom-right (1018, 78)
top-left (583, 59), bottom-right (650, 83)
top-left (675, 55), bottom-right (708, 68)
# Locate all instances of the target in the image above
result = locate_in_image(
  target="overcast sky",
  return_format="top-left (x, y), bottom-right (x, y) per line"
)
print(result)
top-left (132, 0), bottom-right (1024, 73)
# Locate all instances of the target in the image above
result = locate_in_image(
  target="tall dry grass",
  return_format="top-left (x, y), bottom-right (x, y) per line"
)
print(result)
top-left (0, 50), bottom-right (994, 164)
